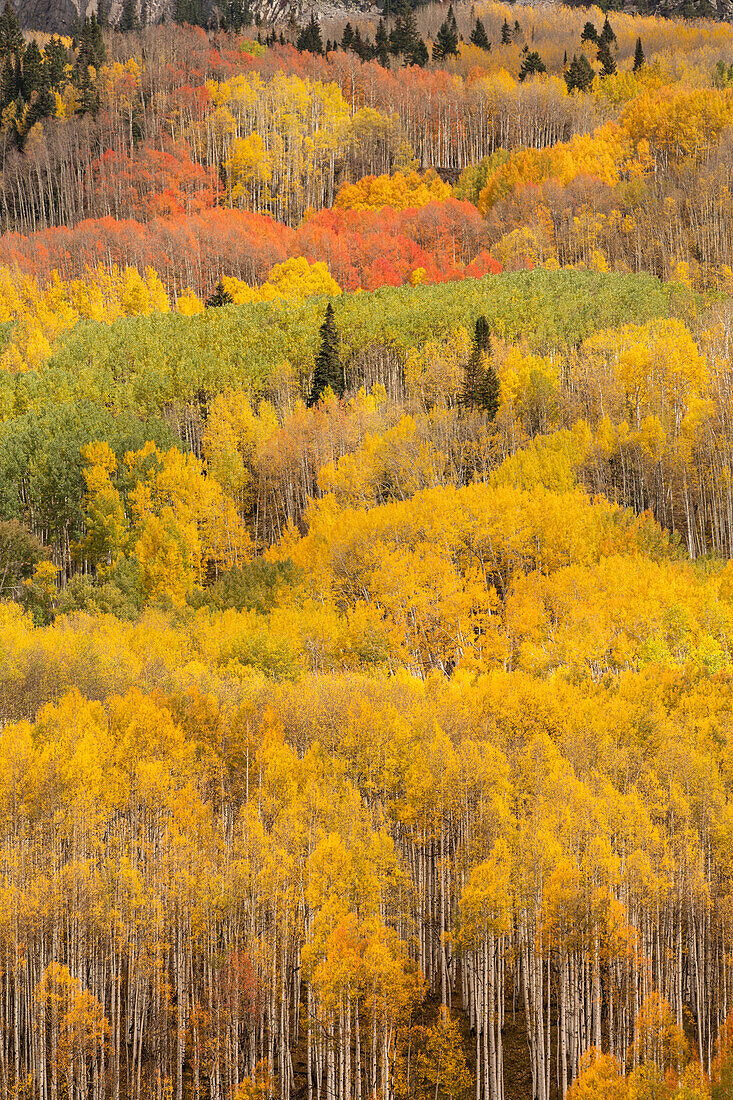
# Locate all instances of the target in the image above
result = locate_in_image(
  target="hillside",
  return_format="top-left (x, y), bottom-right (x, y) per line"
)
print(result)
top-left (0, 6), bottom-right (732, 1100)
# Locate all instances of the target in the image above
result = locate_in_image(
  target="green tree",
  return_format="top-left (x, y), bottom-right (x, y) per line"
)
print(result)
top-left (500, 19), bottom-right (511, 44)
top-left (518, 50), bottom-right (546, 81)
top-left (297, 14), bottom-right (323, 54)
top-left (597, 38), bottom-right (616, 75)
top-left (20, 39), bottom-right (43, 99)
top-left (564, 53), bottom-right (594, 92)
top-left (118, 0), bottom-right (139, 32)
top-left (469, 18), bottom-right (489, 49)
top-left (462, 316), bottom-right (498, 419)
top-left (433, 8), bottom-right (458, 61)
top-left (205, 281), bottom-right (234, 307)
top-left (44, 36), bottom-right (69, 88)
top-left (599, 15), bottom-right (616, 46)
top-left (308, 303), bottom-right (342, 406)
top-left (0, 2), bottom-right (23, 55)
top-left (633, 36), bottom-right (645, 71)
top-left (580, 20), bottom-right (597, 42)
top-left (375, 18), bottom-right (389, 65)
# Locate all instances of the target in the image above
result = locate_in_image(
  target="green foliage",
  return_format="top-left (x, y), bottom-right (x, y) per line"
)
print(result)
top-left (309, 303), bottom-right (342, 405)
top-left (519, 50), bottom-right (547, 81)
top-left (565, 53), bottom-right (595, 92)
top-left (469, 18), bottom-right (490, 49)
top-left (296, 14), bottom-right (323, 55)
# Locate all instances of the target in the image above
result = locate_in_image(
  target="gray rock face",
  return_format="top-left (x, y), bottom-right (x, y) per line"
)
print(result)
top-left (16, 0), bottom-right (86, 32)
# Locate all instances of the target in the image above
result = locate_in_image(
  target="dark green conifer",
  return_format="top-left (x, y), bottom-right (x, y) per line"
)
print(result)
top-left (633, 36), bottom-right (645, 71)
top-left (205, 281), bottom-right (234, 307)
top-left (518, 49), bottom-right (546, 81)
top-left (308, 303), bottom-right (342, 406)
top-left (296, 14), bottom-right (323, 54)
top-left (469, 18), bottom-right (489, 49)
top-left (564, 52), bottom-right (594, 92)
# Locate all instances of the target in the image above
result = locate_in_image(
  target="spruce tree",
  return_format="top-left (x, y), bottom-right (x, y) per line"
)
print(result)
top-left (296, 14), bottom-right (323, 54)
top-left (0, 2), bottom-right (23, 55)
top-left (564, 52), bottom-right (594, 92)
top-left (20, 39), bottom-right (42, 99)
top-left (500, 19), bottom-right (510, 44)
top-left (469, 17), bottom-right (489, 49)
top-left (375, 18), bottom-right (389, 65)
top-left (599, 15), bottom-right (616, 46)
top-left (580, 20), bottom-right (597, 42)
top-left (596, 38), bottom-right (616, 76)
top-left (462, 316), bottom-right (498, 418)
top-left (433, 11), bottom-right (458, 61)
top-left (205, 281), bottom-right (234, 307)
top-left (518, 50), bottom-right (546, 81)
top-left (633, 36), bottom-right (645, 71)
top-left (308, 303), bottom-right (342, 406)
top-left (341, 21), bottom-right (353, 49)
top-left (118, 0), bottom-right (139, 33)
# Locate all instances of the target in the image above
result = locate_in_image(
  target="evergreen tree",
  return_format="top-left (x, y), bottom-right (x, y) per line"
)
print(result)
top-left (296, 14), bottom-right (323, 54)
top-left (518, 49), bottom-right (546, 81)
top-left (205, 281), bottom-right (234, 307)
top-left (433, 8), bottom-right (459, 61)
top-left (0, 56), bottom-right (15, 108)
top-left (580, 20), bottom-right (597, 42)
top-left (500, 19), bottom-right (511, 44)
top-left (599, 15), bottom-right (616, 46)
top-left (341, 20), bottom-right (353, 48)
top-left (20, 39), bottom-right (43, 99)
top-left (597, 37), bottom-right (616, 75)
top-left (390, 8), bottom-right (419, 57)
top-left (97, 0), bottom-right (109, 27)
top-left (118, 0), bottom-right (139, 32)
top-left (564, 52), bottom-right (594, 92)
top-left (408, 36), bottom-right (428, 66)
top-left (375, 18), bottom-right (389, 65)
top-left (0, 2), bottom-right (23, 55)
top-left (633, 36), bottom-right (645, 71)
top-left (308, 303), bottom-right (342, 406)
top-left (469, 17), bottom-right (490, 49)
top-left (462, 317), bottom-right (498, 418)
top-left (513, 19), bottom-right (521, 37)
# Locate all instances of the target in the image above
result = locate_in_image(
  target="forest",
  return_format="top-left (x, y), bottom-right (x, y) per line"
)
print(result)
top-left (1, 1), bottom-right (733, 1100)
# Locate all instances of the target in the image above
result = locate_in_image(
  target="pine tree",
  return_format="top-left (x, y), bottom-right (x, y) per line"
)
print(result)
top-left (597, 38), bottom-right (616, 76)
top-left (308, 303), bottom-right (342, 406)
top-left (500, 19), bottom-right (510, 44)
top-left (390, 7), bottom-right (419, 57)
top-left (580, 20), bottom-right (597, 43)
top-left (0, 2), bottom-right (23, 55)
top-left (633, 36), bottom-right (645, 71)
top-left (518, 49), bottom-right (546, 81)
top-left (20, 39), bottom-right (42, 98)
top-left (469, 17), bottom-right (489, 49)
top-left (341, 21), bottom-right (353, 48)
top-left (433, 10), bottom-right (458, 61)
top-left (118, 0), bottom-right (139, 32)
top-left (462, 317), bottom-right (498, 418)
top-left (564, 52), bottom-right (594, 92)
top-left (205, 281), bottom-right (234, 307)
top-left (296, 14), bottom-right (323, 54)
top-left (375, 18), bottom-right (389, 65)
top-left (409, 37), bottom-right (428, 65)
top-left (599, 15), bottom-right (616, 46)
